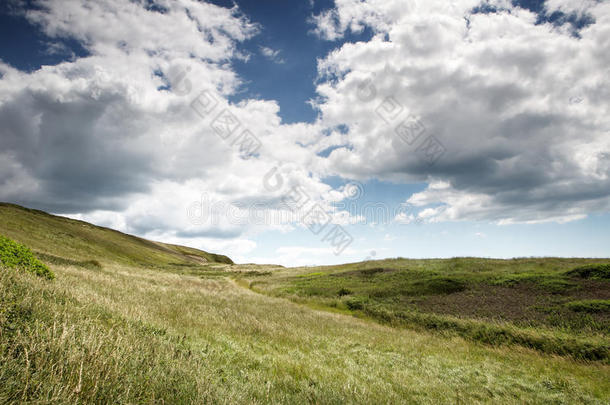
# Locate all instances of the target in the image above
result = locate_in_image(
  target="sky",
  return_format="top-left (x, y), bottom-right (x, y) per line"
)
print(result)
top-left (0, 0), bottom-right (609, 266)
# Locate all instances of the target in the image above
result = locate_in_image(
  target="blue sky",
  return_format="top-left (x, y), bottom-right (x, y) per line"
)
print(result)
top-left (0, 0), bottom-right (609, 266)
top-left (208, 0), bottom-right (342, 124)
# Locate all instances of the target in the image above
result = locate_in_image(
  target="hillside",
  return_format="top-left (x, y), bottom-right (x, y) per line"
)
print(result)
top-left (240, 257), bottom-right (610, 360)
top-left (0, 203), bottom-right (609, 403)
top-left (0, 202), bottom-right (233, 268)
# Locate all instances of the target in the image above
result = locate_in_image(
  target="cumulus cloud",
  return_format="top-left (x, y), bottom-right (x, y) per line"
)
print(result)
top-left (309, 0), bottom-right (390, 40)
top-left (0, 0), bottom-right (257, 211)
top-left (312, 0), bottom-right (610, 224)
top-left (0, 0), bottom-right (357, 258)
top-left (2, 0), bottom-right (610, 262)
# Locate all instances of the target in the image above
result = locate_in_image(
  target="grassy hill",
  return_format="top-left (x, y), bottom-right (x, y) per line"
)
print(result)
top-left (240, 258), bottom-right (610, 361)
top-left (1, 203), bottom-right (609, 403)
top-left (0, 202), bottom-right (233, 268)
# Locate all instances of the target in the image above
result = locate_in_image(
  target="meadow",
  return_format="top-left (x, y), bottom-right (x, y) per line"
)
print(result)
top-left (240, 259), bottom-right (610, 361)
top-left (1, 203), bottom-right (609, 403)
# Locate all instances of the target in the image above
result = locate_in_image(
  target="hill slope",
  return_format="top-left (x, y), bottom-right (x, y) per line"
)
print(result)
top-left (241, 257), bottom-right (610, 360)
top-left (0, 202), bottom-right (232, 267)
top-left (0, 203), bottom-right (609, 403)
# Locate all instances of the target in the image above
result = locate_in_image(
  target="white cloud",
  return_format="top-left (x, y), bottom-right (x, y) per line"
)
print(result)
top-left (259, 46), bottom-right (285, 64)
top-left (312, 0), bottom-right (610, 224)
top-left (309, 0), bottom-right (392, 41)
top-left (0, 0), bottom-right (363, 257)
top-left (2, 0), bottom-right (610, 265)
top-left (249, 245), bottom-right (359, 267)
top-left (545, 0), bottom-right (598, 15)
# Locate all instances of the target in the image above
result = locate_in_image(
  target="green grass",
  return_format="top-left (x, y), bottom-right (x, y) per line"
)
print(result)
top-left (1, 204), bottom-right (609, 403)
top-left (2, 263), bottom-right (609, 403)
top-left (566, 300), bottom-right (610, 314)
top-left (0, 202), bottom-right (232, 268)
top-left (242, 257), bottom-right (610, 361)
top-left (34, 252), bottom-right (102, 270)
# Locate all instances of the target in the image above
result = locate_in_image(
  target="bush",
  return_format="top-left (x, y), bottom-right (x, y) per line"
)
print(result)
top-left (414, 277), bottom-right (466, 295)
top-left (0, 235), bottom-right (54, 279)
top-left (566, 264), bottom-right (610, 280)
top-left (345, 297), bottom-right (367, 310)
top-left (337, 288), bottom-right (353, 297)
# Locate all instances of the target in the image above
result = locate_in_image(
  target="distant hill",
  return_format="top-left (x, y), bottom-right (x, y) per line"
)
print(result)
top-left (0, 202), bottom-right (233, 267)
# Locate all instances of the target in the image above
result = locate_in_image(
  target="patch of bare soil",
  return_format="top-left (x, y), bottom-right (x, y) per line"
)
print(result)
top-left (569, 280), bottom-right (610, 300)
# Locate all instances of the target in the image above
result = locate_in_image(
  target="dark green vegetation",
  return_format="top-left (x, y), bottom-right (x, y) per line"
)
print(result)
top-left (567, 264), bottom-right (610, 280)
top-left (243, 258), bottom-right (610, 361)
top-left (0, 235), bottom-right (54, 279)
top-left (0, 202), bottom-right (232, 268)
top-left (1, 203), bottom-right (609, 403)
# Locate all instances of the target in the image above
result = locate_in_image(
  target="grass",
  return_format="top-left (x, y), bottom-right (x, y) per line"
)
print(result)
top-left (2, 263), bottom-right (610, 403)
top-left (566, 300), bottom-right (610, 314)
top-left (1, 203), bottom-right (609, 403)
top-left (241, 257), bottom-right (610, 361)
top-left (0, 202), bottom-right (232, 267)
top-left (34, 252), bottom-right (102, 270)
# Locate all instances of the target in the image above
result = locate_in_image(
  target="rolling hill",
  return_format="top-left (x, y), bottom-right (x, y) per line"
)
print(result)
top-left (1, 202), bottom-right (609, 403)
top-left (0, 202), bottom-right (233, 268)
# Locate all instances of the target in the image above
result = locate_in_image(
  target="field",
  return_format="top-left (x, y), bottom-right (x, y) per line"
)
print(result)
top-left (1, 203), bottom-right (609, 403)
top-left (241, 259), bottom-right (609, 361)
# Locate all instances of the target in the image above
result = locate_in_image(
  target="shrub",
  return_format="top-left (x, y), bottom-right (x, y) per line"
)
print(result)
top-left (345, 297), bottom-right (367, 310)
top-left (337, 288), bottom-right (353, 297)
top-left (414, 277), bottom-right (466, 295)
top-left (566, 264), bottom-right (610, 280)
top-left (0, 235), bottom-right (55, 279)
